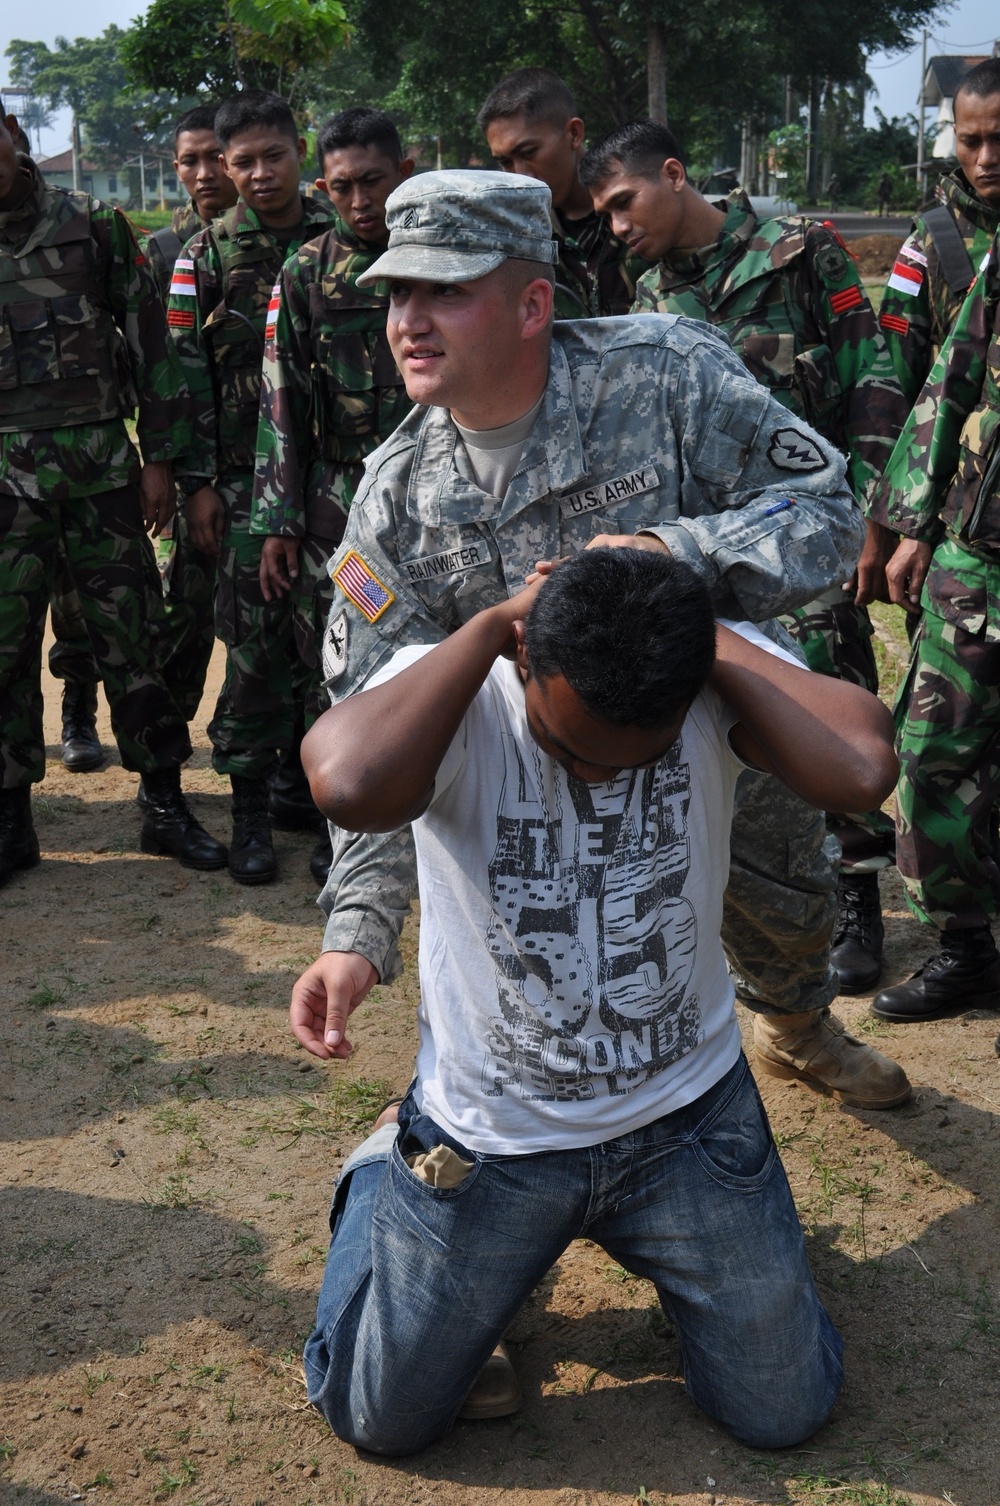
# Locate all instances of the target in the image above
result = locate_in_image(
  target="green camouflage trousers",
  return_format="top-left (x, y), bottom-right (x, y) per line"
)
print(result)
top-left (0, 485), bottom-right (192, 787)
top-left (208, 473), bottom-right (300, 780)
top-left (49, 512), bottom-right (216, 723)
top-left (895, 538), bottom-right (1000, 932)
top-left (782, 585), bottom-right (897, 872)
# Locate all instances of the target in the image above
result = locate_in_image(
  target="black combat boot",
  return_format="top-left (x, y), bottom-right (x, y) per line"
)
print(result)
top-left (310, 824), bottom-right (333, 888)
top-left (61, 681), bottom-right (104, 772)
top-left (268, 745), bottom-right (324, 832)
top-left (139, 768), bottom-right (229, 870)
top-left (873, 925), bottom-right (1000, 1022)
top-left (830, 870), bottom-right (884, 994)
top-left (0, 788), bottom-right (41, 888)
top-left (230, 775), bottom-right (277, 884)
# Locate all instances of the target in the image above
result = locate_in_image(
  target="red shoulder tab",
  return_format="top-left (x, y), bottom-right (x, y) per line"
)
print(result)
top-left (821, 219), bottom-right (849, 251)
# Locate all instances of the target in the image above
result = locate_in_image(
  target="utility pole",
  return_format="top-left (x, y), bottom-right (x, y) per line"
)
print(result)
top-left (71, 112), bottom-right (81, 191)
top-left (139, 152), bottom-right (147, 213)
top-left (917, 27), bottom-right (927, 199)
top-left (157, 156), bottom-right (165, 211)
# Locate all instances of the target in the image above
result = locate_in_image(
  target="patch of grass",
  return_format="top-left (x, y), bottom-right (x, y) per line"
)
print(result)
top-left (156, 1459), bottom-right (199, 1496)
top-left (250, 1076), bottom-right (390, 1147)
top-left (147, 1172), bottom-right (198, 1209)
top-left (81, 1364), bottom-right (114, 1396)
top-left (82, 1469), bottom-right (112, 1488)
top-left (790, 1475), bottom-right (914, 1506)
top-left (0, 1437), bottom-right (16, 1459)
top-left (152, 1106), bottom-right (206, 1148)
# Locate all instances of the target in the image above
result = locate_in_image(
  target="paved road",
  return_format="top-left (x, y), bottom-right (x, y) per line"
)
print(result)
top-left (806, 212), bottom-right (911, 240)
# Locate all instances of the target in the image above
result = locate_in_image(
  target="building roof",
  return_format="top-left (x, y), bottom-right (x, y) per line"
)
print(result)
top-left (35, 149), bottom-right (104, 173)
top-left (921, 54), bottom-right (991, 107)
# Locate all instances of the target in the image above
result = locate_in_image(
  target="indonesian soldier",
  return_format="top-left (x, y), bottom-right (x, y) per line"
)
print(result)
top-left (581, 121), bottom-right (910, 998)
top-left (295, 170), bottom-right (911, 1115)
top-left (167, 90), bottom-right (336, 884)
top-left (878, 57), bottom-right (1000, 407)
top-left (250, 107), bottom-right (414, 885)
top-left (478, 69), bottom-right (651, 318)
top-left (867, 233), bottom-right (1000, 1021)
top-left (0, 113), bottom-right (228, 886)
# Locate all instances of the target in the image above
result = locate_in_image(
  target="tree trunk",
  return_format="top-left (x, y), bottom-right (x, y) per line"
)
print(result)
top-left (647, 16), bottom-right (667, 124)
top-left (806, 75), bottom-right (821, 203)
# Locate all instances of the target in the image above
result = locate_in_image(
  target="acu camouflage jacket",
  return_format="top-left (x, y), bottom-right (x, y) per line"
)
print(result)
top-left (632, 190), bottom-right (908, 503)
top-left (250, 209), bottom-right (412, 544)
top-left (878, 170), bottom-right (999, 407)
top-left (870, 232), bottom-right (1000, 568)
top-left (167, 193), bottom-right (335, 480)
top-left (318, 315), bottom-right (863, 976)
top-left (0, 158), bottom-right (189, 500)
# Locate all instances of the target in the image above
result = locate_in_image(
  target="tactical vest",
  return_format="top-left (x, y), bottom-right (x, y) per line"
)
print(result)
top-left (306, 269), bottom-right (410, 466)
top-left (945, 318), bottom-right (1000, 556)
top-left (655, 216), bottom-right (846, 451)
top-left (0, 183), bottom-right (130, 434)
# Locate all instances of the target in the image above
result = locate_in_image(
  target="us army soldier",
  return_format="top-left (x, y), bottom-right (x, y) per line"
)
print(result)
top-left (294, 170), bottom-right (911, 1113)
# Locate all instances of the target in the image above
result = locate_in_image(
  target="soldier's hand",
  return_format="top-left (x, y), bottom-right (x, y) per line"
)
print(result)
top-left (885, 537), bottom-right (933, 614)
top-left (140, 461), bottom-right (176, 538)
top-left (585, 531), bottom-right (670, 555)
top-left (289, 951), bottom-right (379, 1060)
top-left (260, 536), bottom-right (301, 602)
top-left (186, 486), bottom-right (226, 557)
top-left (852, 519), bottom-right (898, 606)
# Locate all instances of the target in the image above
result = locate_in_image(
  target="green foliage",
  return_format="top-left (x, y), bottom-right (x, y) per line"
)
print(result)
top-left (120, 0), bottom-right (239, 98)
top-left (767, 122), bottom-right (808, 204)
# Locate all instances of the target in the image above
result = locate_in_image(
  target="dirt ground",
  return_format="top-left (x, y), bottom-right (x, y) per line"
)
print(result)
top-left (849, 236), bottom-right (904, 280)
top-left (2, 617), bottom-right (999, 1506)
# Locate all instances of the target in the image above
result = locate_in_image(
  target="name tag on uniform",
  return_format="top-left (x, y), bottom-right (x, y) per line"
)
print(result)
top-left (401, 539), bottom-right (492, 584)
top-left (560, 466), bottom-right (659, 517)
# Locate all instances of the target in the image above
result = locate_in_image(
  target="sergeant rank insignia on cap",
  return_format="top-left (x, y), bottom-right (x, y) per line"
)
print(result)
top-left (333, 550), bottom-right (395, 623)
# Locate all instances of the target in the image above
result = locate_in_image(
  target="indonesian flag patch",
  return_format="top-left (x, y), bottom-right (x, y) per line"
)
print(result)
top-left (169, 258), bottom-right (196, 298)
top-left (333, 550), bottom-right (395, 623)
top-left (887, 258), bottom-right (923, 296)
top-left (265, 282), bottom-right (281, 339)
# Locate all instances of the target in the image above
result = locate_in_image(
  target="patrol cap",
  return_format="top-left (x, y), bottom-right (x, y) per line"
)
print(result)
top-left (356, 169), bottom-right (557, 287)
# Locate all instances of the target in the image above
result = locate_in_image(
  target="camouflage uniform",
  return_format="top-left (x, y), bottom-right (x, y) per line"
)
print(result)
top-left (48, 198), bottom-right (218, 719)
top-left (633, 189), bottom-right (909, 868)
top-left (249, 210), bottom-right (412, 730)
top-left (0, 157), bottom-right (192, 786)
top-left (878, 170), bottom-right (1000, 407)
top-left (167, 193), bottom-right (335, 776)
top-left (553, 207), bottom-right (651, 319)
top-left (869, 235), bottom-right (1000, 931)
top-left (320, 313), bottom-right (865, 1018)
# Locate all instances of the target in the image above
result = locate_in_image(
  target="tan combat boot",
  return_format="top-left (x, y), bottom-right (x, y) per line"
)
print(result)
top-left (753, 1008), bottom-right (911, 1109)
top-left (458, 1341), bottom-right (523, 1420)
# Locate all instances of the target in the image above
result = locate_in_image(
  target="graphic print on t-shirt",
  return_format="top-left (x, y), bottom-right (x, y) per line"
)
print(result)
top-left (483, 728), bottom-right (702, 1102)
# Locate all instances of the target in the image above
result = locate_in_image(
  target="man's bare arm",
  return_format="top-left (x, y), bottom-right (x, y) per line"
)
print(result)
top-left (713, 625), bottom-right (897, 812)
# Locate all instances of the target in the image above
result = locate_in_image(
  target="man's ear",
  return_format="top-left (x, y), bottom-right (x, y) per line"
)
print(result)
top-left (567, 116), bottom-right (586, 154)
top-left (313, 176), bottom-right (330, 197)
top-left (398, 157), bottom-right (416, 182)
top-left (660, 156), bottom-right (687, 192)
top-left (296, 136), bottom-right (307, 165)
top-left (513, 621), bottom-right (530, 677)
top-left (521, 277), bottom-right (554, 338)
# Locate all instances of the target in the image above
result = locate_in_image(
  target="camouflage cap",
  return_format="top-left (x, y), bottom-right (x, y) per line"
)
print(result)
top-left (356, 169), bottom-right (557, 287)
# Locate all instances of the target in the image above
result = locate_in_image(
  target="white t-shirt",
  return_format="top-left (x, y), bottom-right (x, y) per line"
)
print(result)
top-left (370, 624), bottom-right (793, 1156)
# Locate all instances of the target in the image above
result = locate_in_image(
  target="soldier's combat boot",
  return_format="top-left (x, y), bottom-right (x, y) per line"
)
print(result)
top-left (0, 788), bottom-right (41, 888)
top-left (230, 775), bottom-right (277, 885)
top-left (268, 746), bottom-right (323, 832)
top-left (139, 768), bottom-right (229, 870)
top-left (754, 1008), bottom-right (911, 1109)
top-left (830, 871), bottom-right (884, 994)
top-left (310, 824), bottom-right (333, 888)
top-left (872, 927), bottom-right (1000, 1022)
top-left (61, 681), bottom-right (104, 772)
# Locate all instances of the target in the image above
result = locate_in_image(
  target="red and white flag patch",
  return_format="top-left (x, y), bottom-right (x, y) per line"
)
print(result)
top-left (887, 258), bottom-right (923, 297)
top-left (265, 282), bottom-right (282, 339)
top-left (168, 257), bottom-right (196, 299)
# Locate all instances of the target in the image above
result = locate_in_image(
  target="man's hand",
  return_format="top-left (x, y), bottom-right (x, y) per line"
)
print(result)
top-left (885, 537), bottom-right (933, 614)
top-left (260, 536), bottom-right (301, 602)
top-left (139, 461), bottom-right (176, 538)
top-left (851, 519), bottom-right (898, 606)
top-left (186, 486), bottom-right (226, 557)
top-left (289, 951), bottom-right (379, 1060)
top-left (586, 532), bottom-right (670, 555)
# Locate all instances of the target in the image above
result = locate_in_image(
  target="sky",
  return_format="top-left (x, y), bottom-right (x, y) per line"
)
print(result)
top-left (1, 0), bottom-right (998, 157)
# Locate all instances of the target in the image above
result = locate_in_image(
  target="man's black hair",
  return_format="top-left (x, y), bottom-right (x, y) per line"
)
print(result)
top-left (955, 57), bottom-right (1000, 104)
top-left (477, 68), bottom-right (578, 134)
top-left (174, 103), bottom-right (221, 145)
top-left (524, 548), bottom-right (716, 729)
top-left (214, 90), bottom-right (298, 150)
top-left (316, 107), bottom-right (404, 173)
top-left (579, 120), bottom-right (687, 191)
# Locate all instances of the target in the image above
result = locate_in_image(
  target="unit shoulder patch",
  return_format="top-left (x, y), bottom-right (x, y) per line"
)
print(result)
top-left (767, 428), bottom-right (827, 473)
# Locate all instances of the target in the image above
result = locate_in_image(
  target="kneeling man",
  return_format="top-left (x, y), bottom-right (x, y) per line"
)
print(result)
top-left (291, 548), bottom-right (897, 1456)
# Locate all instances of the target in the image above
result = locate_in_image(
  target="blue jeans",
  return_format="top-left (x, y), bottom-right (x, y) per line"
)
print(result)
top-left (305, 1055), bottom-right (843, 1456)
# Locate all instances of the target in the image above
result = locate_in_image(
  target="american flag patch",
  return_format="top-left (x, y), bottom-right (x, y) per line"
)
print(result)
top-left (829, 284), bottom-right (862, 315)
top-left (887, 259), bottom-right (923, 296)
top-left (333, 550), bottom-right (395, 623)
top-left (880, 311), bottom-right (910, 336)
top-left (265, 282), bottom-right (281, 337)
top-left (169, 258), bottom-right (196, 298)
top-left (167, 308), bottom-right (195, 329)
